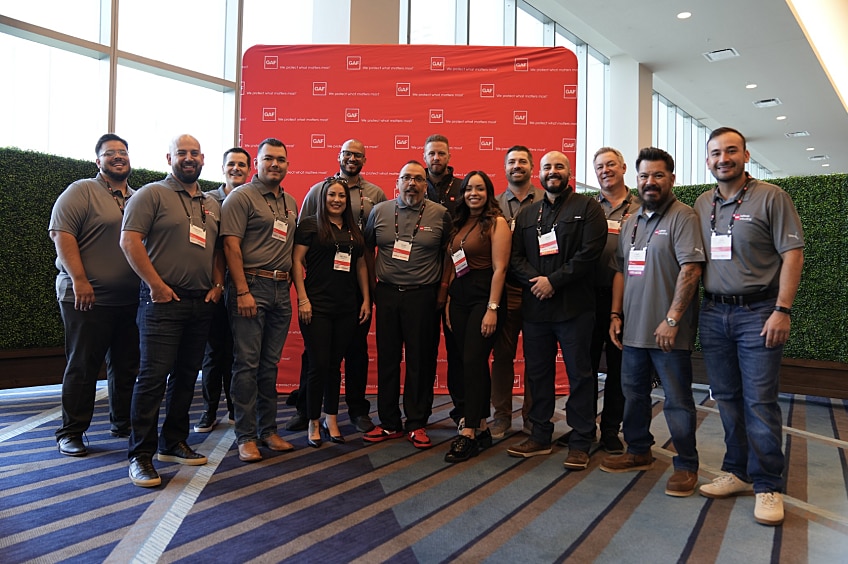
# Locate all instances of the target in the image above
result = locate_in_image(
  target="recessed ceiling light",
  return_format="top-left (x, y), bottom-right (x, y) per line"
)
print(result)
top-left (746, 83), bottom-right (757, 89)
top-left (677, 12), bottom-right (692, 19)
top-left (703, 48), bottom-right (740, 62)
top-left (752, 98), bottom-right (782, 108)
top-left (822, 163), bottom-right (830, 167)
top-left (776, 115), bottom-right (787, 120)
top-left (785, 131), bottom-right (809, 138)
top-left (806, 147), bottom-right (815, 151)
top-left (809, 154), bottom-right (830, 161)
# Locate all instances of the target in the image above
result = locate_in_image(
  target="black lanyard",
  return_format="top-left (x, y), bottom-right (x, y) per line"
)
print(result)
top-left (105, 181), bottom-right (128, 214)
top-left (263, 189), bottom-right (290, 222)
top-left (177, 191), bottom-right (206, 226)
top-left (394, 202), bottom-right (426, 241)
top-left (449, 218), bottom-right (479, 254)
top-left (710, 176), bottom-right (751, 235)
top-left (629, 211), bottom-right (664, 249)
top-left (536, 195), bottom-right (568, 238)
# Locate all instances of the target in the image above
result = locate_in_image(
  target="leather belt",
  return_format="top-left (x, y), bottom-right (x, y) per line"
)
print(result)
top-left (704, 288), bottom-right (778, 306)
top-left (244, 268), bottom-right (289, 281)
top-left (379, 282), bottom-right (435, 292)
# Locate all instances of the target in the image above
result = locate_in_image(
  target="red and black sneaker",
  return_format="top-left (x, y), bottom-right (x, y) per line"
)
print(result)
top-left (363, 425), bottom-right (403, 443)
top-left (407, 428), bottom-right (433, 449)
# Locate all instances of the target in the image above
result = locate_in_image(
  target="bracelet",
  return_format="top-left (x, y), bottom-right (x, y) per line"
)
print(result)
top-left (610, 312), bottom-right (623, 319)
top-left (213, 283), bottom-right (225, 291)
top-left (773, 305), bottom-right (792, 316)
top-left (298, 298), bottom-right (310, 306)
top-left (236, 290), bottom-right (250, 297)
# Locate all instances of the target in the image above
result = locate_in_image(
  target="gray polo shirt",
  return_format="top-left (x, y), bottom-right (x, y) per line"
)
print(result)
top-left (595, 190), bottom-right (642, 287)
top-left (694, 179), bottom-right (804, 295)
top-left (220, 180), bottom-right (298, 272)
top-left (613, 197), bottom-right (705, 350)
top-left (364, 196), bottom-right (451, 286)
top-left (207, 184), bottom-right (228, 204)
top-left (299, 177), bottom-right (387, 230)
top-left (496, 185), bottom-right (544, 230)
top-left (49, 173), bottom-right (139, 306)
top-left (122, 174), bottom-right (221, 291)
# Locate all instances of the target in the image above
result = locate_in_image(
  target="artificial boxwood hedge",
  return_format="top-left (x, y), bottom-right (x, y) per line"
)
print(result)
top-left (1, 148), bottom-right (846, 363)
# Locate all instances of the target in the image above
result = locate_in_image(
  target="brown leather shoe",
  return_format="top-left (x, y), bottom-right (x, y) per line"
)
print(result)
top-left (261, 434), bottom-right (295, 452)
top-left (562, 449), bottom-right (590, 470)
top-left (665, 470), bottom-right (699, 497)
top-left (599, 451), bottom-right (654, 473)
top-left (238, 441), bottom-right (262, 462)
top-left (507, 438), bottom-right (552, 458)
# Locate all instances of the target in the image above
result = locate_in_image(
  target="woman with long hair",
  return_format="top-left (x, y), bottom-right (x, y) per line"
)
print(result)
top-left (292, 177), bottom-right (371, 447)
top-left (441, 171), bottom-right (511, 462)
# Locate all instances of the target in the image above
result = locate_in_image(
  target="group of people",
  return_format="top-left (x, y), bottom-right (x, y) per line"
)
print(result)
top-left (49, 128), bottom-right (803, 528)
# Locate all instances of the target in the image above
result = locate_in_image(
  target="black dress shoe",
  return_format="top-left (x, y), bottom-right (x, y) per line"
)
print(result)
top-left (285, 411), bottom-right (308, 431)
top-left (444, 435), bottom-right (479, 463)
top-left (477, 428), bottom-right (493, 450)
top-left (58, 435), bottom-right (87, 457)
top-left (157, 441), bottom-right (207, 465)
top-left (129, 456), bottom-right (161, 487)
top-left (307, 436), bottom-right (322, 448)
top-left (321, 420), bottom-right (345, 444)
top-left (352, 415), bottom-right (375, 434)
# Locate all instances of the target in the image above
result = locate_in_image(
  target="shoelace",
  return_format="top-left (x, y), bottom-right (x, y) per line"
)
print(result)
top-left (760, 493), bottom-right (777, 508)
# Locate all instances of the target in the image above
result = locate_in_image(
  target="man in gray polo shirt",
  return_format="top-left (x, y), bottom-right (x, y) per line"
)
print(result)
top-left (601, 147), bottom-right (704, 499)
top-left (121, 134), bottom-right (225, 487)
top-left (50, 133), bottom-right (140, 456)
top-left (222, 137), bottom-right (298, 463)
top-left (363, 160), bottom-right (452, 449)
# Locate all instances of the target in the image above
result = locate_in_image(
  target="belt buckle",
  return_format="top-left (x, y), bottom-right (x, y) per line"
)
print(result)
top-left (272, 270), bottom-right (285, 280)
top-left (397, 285), bottom-right (406, 292)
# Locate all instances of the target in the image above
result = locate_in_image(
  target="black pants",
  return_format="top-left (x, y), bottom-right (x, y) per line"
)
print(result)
top-left (302, 309), bottom-right (358, 419)
top-left (200, 297), bottom-right (234, 419)
top-left (590, 287), bottom-right (624, 434)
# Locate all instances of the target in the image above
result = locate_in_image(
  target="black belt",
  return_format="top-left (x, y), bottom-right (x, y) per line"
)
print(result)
top-left (704, 288), bottom-right (778, 306)
top-left (379, 282), bottom-right (436, 292)
top-left (170, 287), bottom-right (208, 299)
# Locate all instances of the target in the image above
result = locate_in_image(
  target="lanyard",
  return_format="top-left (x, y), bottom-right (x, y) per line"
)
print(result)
top-left (394, 202), bottom-right (426, 241)
top-left (177, 191), bottom-right (206, 225)
top-left (599, 194), bottom-right (632, 221)
top-left (536, 195), bottom-right (568, 238)
top-left (105, 181), bottom-right (128, 214)
top-left (263, 189), bottom-right (290, 220)
top-left (710, 176), bottom-right (751, 235)
top-left (629, 211), bottom-right (663, 248)
top-left (350, 184), bottom-right (365, 228)
top-left (333, 223), bottom-right (354, 254)
top-left (449, 218), bottom-right (479, 254)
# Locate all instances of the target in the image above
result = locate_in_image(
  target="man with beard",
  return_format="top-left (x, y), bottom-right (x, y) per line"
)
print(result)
top-left (121, 134), bottom-right (225, 487)
top-left (490, 145), bottom-right (544, 439)
top-left (222, 138), bottom-right (298, 462)
top-left (50, 133), bottom-right (140, 456)
top-left (194, 147), bottom-right (251, 433)
top-left (363, 161), bottom-right (451, 448)
top-left (286, 139), bottom-right (386, 434)
top-left (507, 151), bottom-right (607, 471)
top-left (600, 147), bottom-right (704, 498)
top-left (695, 128), bottom-right (803, 526)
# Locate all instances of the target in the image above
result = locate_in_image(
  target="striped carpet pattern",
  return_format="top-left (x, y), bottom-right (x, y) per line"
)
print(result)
top-left (1, 381), bottom-right (847, 563)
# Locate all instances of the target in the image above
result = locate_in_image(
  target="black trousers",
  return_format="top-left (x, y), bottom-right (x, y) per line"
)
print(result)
top-left (302, 309), bottom-right (357, 419)
top-left (200, 298), bottom-right (234, 419)
top-left (590, 287), bottom-right (624, 434)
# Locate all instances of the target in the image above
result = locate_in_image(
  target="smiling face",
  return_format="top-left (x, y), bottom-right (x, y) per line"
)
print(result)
top-left (539, 151), bottom-right (571, 196)
top-left (325, 181), bottom-right (348, 219)
top-left (505, 150), bottom-right (533, 188)
top-left (97, 140), bottom-right (131, 183)
top-left (637, 159), bottom-right (675, 211)
top-left (255, 144), bottom-right (288, 186)
top-left (463, 174), bottom-right (488, 214)
top-left (222, 151), bottom-right (250, 191)
top-left (338, 139), bottom-right (366, 177)
top-left (594, 150), bottom-right (627, 192)
top-left (167, 135), bottom-right (204, 185)
top-left (707, 131), bottom-right (750, 185)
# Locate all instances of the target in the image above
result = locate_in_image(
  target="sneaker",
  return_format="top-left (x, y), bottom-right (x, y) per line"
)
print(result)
top-left (563, 449), bottom-right (590, 470)
top-left (600, 431), bottom-right (624, 455)
top-left (444, 435), bottom-right (479, 463)
top-left (157, 441), bottom-right (207, 465)
top-left (408, 428), bottom-right (433, 449)
top-left (699, 473), bottom-right (754, 499)
top-left (129, 456), bottom-right (161, 487)
top-left (599, 451), bottom-right (653, 473)
top-left (507, 438), bottom-right (552, 458)
top-left (352, 415), bottom-right (375, 434)
top-left (754, 492), bottom-right (785, 526)
top-left (285, 411), bottom-right (308, 431)
top-left (665, 470), bottom-right (699, 497)
top-left (194, 412), bottom-right (217, 433)
top-left (362, 425), bottom-right (403, 443)
top-left (489, 417), bottom-right (511, 440)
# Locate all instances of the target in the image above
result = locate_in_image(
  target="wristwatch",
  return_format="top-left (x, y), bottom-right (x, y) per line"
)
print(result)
top-left (666, 317), bottom-right (678, 327)
top-left (487, 302), bottom-right (499, 311)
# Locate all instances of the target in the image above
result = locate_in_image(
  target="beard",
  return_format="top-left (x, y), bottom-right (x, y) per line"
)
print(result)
top-left (104, 166), bottom-right (130, 182)
top-left (542, 173), bottom-right (568, 194)
top-left (640, 186), bottom-right (667, 211)
top-left (174, 163), bottom-right (202, 184)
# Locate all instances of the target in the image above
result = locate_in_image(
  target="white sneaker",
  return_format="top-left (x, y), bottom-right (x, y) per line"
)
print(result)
top-left (699, 473), bottom-right (753, 499)
top-left (754, 492), bottom-right (784, 526)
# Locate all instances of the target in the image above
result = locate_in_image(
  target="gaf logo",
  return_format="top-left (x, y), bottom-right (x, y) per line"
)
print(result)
top-left (396, 82), bottom-right (411, 96)
top-left (563, 85), bottom-right (577, 99)
top-left (429, 109), bottom-right (444, 124)
top-left (263, 56), bottom-right (278, 70)
top-left (313, 82), bottom-right (327, 96)
top-left (311, 134), bottom-right (326, 149)
top-left (514, 58), bottom-right (529, 72)
top-left (480, 83), bottom-right (495, 98)
top-left (395, 135), bottom-right (410, 150)
top-left (347, 56), bottom-right (361, 71)
top-left (479, 136), bottom-right (494, 151)
top-left (513, 110), bottom-right (528, 125)
top-left (262, 107), bottom-right (276, 122)
top-left (345, 108), bottom-right (360, 123)
top-left (431, 57), bottom-right (445, 71)
top-left (562, 138), bottom-right (576, 152)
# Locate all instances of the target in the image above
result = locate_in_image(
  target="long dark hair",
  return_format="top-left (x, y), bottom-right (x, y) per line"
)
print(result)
top-left (314, 176), bottom-right (364, 247)
top-left (451, 171), bottom-right (503, 241)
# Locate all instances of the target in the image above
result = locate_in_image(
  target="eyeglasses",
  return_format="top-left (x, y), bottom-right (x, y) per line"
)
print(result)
top-left (399, 174), bottom-right (426, 184)
top-left (340, 150), bottom-right (365, 160)
top-left (99, 150), bottom-right (128, 158)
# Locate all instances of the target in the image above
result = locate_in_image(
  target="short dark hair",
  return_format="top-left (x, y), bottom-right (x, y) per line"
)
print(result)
top-left (708, 127), bottom-right (747, 150)
top-left (635, 147), bottom-right (675, 173)
top-left (223, 147), bottom-right (251, 164)
top-left (403, 159), bottom-right (426, 170)
top-left (95, 133), bottom-right (128, 156)
top-left (424, 134), bottom-right (449, 147)
top-left (257, 138), bottom-right (287, 154)
top-left (505, 145), bottom-right (533, 165)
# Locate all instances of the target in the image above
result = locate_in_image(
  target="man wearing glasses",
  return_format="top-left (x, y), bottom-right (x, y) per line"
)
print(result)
top-left (287, 139), bottom-right (387, 434)
top-left (363, 161), bottom-right (452, 449)
top-left (50, 133), bottom-right (140, 456)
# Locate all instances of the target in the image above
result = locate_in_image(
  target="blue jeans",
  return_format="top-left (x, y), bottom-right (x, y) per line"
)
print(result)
top-left (522, 311), bottom-right (595, 451)
top-left (129, 290), bottom-right (214, 459)
top-left (228, 276), bottom-right (292, 444)
top-left (621, 346), bottom-right (698, 472)
top-left (699, 298), bottom-right (785, 493)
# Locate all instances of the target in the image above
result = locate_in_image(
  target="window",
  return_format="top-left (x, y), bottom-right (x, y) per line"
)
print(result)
top-left (0, 0), bottom-right (103, 43)
top-left (409, 0), bottom-right (457, 45)
top-left (469, 0), bottom-right (504, 46)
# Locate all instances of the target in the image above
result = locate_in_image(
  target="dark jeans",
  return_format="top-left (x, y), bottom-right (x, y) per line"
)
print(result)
top-left (56, 301), bottom-right (138, 438)
top-left (590, 286), bottom-right (624, 434)
top-left (522, 311), bottom-right (596, 451)
top-left (129, 292), bottom-right (214, 459)
top-left (302, 309), bottom-right (357, 419)
top-left (375, 282), bottom-right (438, 432)
top-left (200, 297), bottom-right (234, 419)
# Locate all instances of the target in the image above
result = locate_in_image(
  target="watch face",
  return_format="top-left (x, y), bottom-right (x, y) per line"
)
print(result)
top-left (666, 317), bottom-right (677, 327)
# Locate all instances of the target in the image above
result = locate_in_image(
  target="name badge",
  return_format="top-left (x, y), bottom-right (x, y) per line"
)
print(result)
top-left (509, 218), bottom-right (516, 232)
top-left (607, 219), bottom-right (621, 235)
top-left (452, 248), bottom-right (470, 277)
top-left (392, 239), bottom-right (412, 261)
top-left (189, 224), bottom-right (206, 248)
top-left (628, 248), bottom-right (646, 276)
top-left (272, 219), bottom-right (288, 242)
top-left (538, 231), bottom-right (559, 256)
top-left (333, 250), bottom-right (352, 272)
top-left (710, 233), bottom-right (732, 261)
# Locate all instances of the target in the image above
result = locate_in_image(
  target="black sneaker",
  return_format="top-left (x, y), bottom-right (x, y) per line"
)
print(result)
top-left (157, 441), bottom-right (207, 465)
top-left (129, 456), bottom-right (161, 487)
top-left (194, 412), bottom-right (217, 433)
top-left (601, 431), bottom-right (625, 454)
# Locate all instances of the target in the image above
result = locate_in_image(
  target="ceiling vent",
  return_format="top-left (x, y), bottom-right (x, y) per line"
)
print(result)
top-left (703, 48), bottom-right (740, 62)
top-left (752, 98), bottom-right (782, 108)
top-left (785, 131), bottom-right (810, 138)
top-left (808, 154), bottom-right (830, 161)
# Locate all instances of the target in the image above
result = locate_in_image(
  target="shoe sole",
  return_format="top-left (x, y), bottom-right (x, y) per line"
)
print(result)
top-left (194, 425), bottom-right (216, 433)
top-left (563, 461), bottom-right (589, 470)
top-left (507, 448), bottom-right (552, 458)
top-left (129, 470), bottom-right (161, 487)
top-left (157, 453), bottom-right (207, 465)
top-left (665, 487), bottom-right (697, 497)
top-left (698, 487), bottom-right (754, 499)
top-left (363, 433), bottom-right (403, 443)
top-left (409, 439), bottom-right (433, 449)
top-left (754, 514), bottom-right (784, 526)
top-left (599, 463), bottom-right (653, 473)
top-left (58, 448), bottom-right (87, 457)
top-left (262, 441), bottom-right (295, 452)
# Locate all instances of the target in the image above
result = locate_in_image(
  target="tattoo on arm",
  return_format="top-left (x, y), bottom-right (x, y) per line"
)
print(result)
top-left (669, 263), bottom-right (703, 317)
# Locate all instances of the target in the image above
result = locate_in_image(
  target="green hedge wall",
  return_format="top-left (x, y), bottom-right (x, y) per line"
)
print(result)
top-left (1, 148), bottom-right (846, 363)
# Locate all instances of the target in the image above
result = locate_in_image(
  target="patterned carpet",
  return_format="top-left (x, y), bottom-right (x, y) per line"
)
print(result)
top-left (1, 381), bottom-right (847, 563)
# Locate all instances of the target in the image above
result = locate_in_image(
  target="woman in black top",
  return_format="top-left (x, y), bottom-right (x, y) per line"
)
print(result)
top-left (293, 177), bottom-right (371, 447)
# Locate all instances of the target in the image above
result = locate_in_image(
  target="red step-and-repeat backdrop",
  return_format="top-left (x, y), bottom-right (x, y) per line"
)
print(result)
top-left (239, 44), bottom-right (577, 395)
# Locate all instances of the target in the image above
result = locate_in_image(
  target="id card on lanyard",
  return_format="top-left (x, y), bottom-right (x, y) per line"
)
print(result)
top-left (710, 233), bottom-right (732, 260)
top-left (189, 223), bottom-right (207, 248)
top-left (272, 218), bottom-right (288, 242)
top-left (628, 248), bottom-right (646, 276)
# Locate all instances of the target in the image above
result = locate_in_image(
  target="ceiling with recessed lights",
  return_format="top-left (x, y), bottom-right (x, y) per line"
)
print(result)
top-left (534, 0), bottom-right (848, 177)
